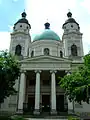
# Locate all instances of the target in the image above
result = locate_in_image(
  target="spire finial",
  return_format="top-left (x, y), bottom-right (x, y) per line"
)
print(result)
top-left (21, 10), bottom-right (27, 18)
top-left (44, 19), bottom-right (50, 29)
top-left (68, 9), bottom-right (70, 12)
top-left (67, 9), bottom-right (72, 18)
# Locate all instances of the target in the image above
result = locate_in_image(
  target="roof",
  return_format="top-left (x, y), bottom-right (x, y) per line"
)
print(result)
top-left (33, 29), bottom-right (60, 41)
top-left (62, 12), bottom-right (79, 29)
top-left (63, 18), bottom-right (79, 27)
top-left (14, 11), bottom-right (30, 27)
top-left (33, 22), bottom-right (60, 41)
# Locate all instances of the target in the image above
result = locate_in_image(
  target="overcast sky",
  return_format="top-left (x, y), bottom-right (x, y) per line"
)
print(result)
top-left (0, 0), bottom-right (90, 54)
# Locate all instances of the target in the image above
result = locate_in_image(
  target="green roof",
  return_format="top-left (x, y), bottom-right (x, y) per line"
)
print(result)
top-left (33, 29), bottom-right (60, 41)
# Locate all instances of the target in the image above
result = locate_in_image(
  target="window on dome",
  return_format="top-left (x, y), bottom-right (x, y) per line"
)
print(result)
top-left (71, 44), bottom-right (77, 56)
top-left (60, 51), bottom-right (63, 58)
top-left (71, 25), bottom-right (73, 28)
top-left (15, 45), bottom-right (22, 56)
top-left (20, 25), bottom-right (22, 27)
top-left (31, 51), bottom-right (34, 57)
top-left (44, 48), bottom-right (50, 55)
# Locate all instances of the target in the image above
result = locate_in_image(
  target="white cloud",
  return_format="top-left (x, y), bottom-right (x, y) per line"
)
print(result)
top-left (25, 0), bottom-right (90, 54)
top-left (81, 0), bottom-right (90, 14)
top-left (0, 0), bottom-right (90, 55)
top-left (25, 0), bottom-right (82, 36)
top-left (81, 24), bottom-right (90, 54)
top-left (8, 25), bottom-right (13, 32)
top-left (0, 32), bottom-right (10, 51)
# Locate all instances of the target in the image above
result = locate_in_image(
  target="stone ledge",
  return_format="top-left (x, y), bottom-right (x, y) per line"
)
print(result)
top-left (33, 109), bottom-right (40, 115)
top-left (16, 109), bottom-right (23, 114)
top-left (50, 109), bottom-right (57, 115)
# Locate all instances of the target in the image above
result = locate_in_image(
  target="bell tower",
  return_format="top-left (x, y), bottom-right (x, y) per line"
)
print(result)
top-left (10, 11), bottom-right (31, 60)
top-left (62, 12), bottom-right (84, 61)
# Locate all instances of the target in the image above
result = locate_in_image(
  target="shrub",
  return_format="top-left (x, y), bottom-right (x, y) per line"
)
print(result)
top-left (68, 116), bottom-right (80, 120)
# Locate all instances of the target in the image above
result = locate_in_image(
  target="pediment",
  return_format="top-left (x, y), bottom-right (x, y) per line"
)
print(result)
top-left (20, 55), bottom-right (72, 63)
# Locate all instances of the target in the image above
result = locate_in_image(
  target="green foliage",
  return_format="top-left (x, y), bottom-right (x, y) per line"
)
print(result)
top-left (0, 50), bottom-right (20, 104)
top-left (68, 116), bottom-right (80, 120)
top-left (59, 54), bottom-right (90, 104)
top-left (84, 53), bottom-right (90, 68)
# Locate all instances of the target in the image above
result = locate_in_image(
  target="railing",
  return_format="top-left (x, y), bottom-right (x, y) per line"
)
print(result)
top-left (27, 85), bottom-right (64, 93)
top-left (27, 86), bottom-right (35, 93)
top-left (56, 86), bottom-right (64, 93)
top-left (41, 86), bottom-right (51, 93)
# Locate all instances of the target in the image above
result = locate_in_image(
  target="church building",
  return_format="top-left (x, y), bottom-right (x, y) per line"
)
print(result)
top-left (0, 11), bottom-right (90, 115)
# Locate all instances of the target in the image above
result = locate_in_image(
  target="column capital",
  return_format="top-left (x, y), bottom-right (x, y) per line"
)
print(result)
top-left (35, 70), bottom-right (41, 73)
top-left (20, 70), bottom-right (26, 73)
top-left (50, 70), bottom-right (57, 74)
top-left (65, 70), bottom-right (71, 75)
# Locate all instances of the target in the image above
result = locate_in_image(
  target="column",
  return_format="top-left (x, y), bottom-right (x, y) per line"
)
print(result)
top-left (65, 70), bottom-right (73, 113)
top-left (64, 94), bottom-right (68, 112)
top-left (17, 70), bottom-right (26, 114)
top-left (34, 70), bottom-right (41, 115)
top-left (50, 70), bottom-right (57, 115)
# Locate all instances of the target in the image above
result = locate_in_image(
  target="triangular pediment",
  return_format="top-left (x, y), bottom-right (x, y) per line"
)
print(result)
top-left (20, 55), bottom-right (72, 63)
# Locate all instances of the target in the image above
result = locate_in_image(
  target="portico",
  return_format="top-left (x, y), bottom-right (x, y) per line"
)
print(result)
top-left (17, 55), bottom-right (71, 115)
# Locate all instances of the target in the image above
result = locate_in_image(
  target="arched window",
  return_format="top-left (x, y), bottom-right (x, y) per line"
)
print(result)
top-left (44, 48), bottom-right (50, 55)
top-left (71, 44), bottom-right (77, 56)
top-left (31, 51), bottom-right (34, 57)
top-left (60, 51), bottom-right (63, 58)
top-left (15, 45), bottom-right (22, 56)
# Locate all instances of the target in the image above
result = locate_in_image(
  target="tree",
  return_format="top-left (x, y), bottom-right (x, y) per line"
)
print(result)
top-left (84, 53), bottom-right (90, 68)
top-left (0, 51), bottom-right (20, 104)
top-left (59, 54), bottom-right (90, 104)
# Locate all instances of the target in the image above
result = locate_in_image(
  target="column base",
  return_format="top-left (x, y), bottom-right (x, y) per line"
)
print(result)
top-left (33, 109), bottom-right (40, 115)
top-left (16, 109), bottom-right (23, 114)
top-left (50, 109), bottom-right (57, 115)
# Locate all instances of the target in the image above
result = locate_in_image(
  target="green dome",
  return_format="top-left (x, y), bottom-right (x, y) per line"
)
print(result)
top-left (33, 29), bottom-right (60, 41)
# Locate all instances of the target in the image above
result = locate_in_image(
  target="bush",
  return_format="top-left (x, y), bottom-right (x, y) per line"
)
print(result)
top-left (68, 116), bottom-right (80, 120)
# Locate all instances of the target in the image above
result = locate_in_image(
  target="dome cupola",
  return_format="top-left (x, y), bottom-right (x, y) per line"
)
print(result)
top-left (13, 11), bottom-right (31, 33)
top-left (33, 22), bottom-right (60, 41)
top-left (44, 22), bottom-right (50, 29)
top-left (14, 11), bottom-right (31, 27)
top-left (62, 12), bottom-right (80, 31)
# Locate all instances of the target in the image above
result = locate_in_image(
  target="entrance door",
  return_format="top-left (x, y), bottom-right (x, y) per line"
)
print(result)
top-left (42, 95), bottom-right (50, 112)
top-left (56, 95), bottom-right (64, 112)
top-left (28, 96), bottom-right (35, 112)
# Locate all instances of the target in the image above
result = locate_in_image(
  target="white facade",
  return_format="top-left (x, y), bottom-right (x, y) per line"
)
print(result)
top-left (0, 11), bottom-right (89, 116)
